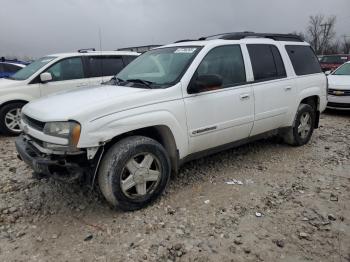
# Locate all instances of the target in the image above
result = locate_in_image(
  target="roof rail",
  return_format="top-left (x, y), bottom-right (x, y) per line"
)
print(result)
top-left (174, 39), bottom-right (198, 43)
top-left (117, 45), bottom-right (162, 53)
top-left (201, 32), bottom-right (303, 42)
top-left (174, 32), bottom-right (303, 43)
top-left (77, 48), bottom-right (96, 53)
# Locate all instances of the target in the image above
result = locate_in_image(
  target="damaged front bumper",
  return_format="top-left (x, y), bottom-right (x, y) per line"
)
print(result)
top-left (15, 134), bottom-right (93, 182)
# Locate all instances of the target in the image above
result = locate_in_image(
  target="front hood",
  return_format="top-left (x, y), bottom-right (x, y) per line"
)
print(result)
top-left (328, 75), bottom-right (350, 89)
top-left (22, 84), bottom-right (174, 122)
top-left (0, 78), bottom-right (23, 88)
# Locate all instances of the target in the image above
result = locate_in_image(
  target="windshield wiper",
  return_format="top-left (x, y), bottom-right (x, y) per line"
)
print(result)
top-left (103, 76), bottom-right (125, 85)
top-left (126, 79), bottom-right (154, 89)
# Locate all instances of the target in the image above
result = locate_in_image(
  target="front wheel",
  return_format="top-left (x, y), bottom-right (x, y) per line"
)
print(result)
top-left (0, 102), bottom-right (25, 135)
top-left (283, 104), bottom-right (315, 146)
top-left (98, 136), bottom-right (171, 211)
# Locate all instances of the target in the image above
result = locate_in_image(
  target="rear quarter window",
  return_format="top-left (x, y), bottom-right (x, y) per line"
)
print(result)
top-left (285, 45), bottom-right (322, 76)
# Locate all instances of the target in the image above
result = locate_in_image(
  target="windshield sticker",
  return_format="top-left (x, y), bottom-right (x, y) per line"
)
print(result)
top-left (175, 48), bottom-right (197, 54)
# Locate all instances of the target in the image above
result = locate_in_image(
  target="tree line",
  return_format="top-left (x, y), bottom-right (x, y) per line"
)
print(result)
top-left (295, 14), bottom-right (350, 55)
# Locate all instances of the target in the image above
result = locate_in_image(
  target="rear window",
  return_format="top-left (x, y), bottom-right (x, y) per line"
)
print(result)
top-left (247, 44), bottom-right (286, 81)
top-left (285, 45), bottom-right (322, 76)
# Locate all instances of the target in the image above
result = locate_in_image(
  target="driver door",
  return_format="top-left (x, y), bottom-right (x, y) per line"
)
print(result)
top-left (183, 45), bottom-right (254, 154)
top-left (40, 57), bottom-right (89, 97)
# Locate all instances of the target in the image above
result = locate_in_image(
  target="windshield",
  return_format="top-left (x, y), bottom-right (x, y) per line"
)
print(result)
top-left (116, 46), bottom-right (201, 88)
top-left (333, 63), bottom-right (350, 75)
top-left (320, 55), bottom-right (348, 64)
top-left (8, 56), bottom-right (57, 80)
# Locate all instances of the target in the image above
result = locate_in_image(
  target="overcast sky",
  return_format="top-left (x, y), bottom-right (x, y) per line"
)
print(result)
top-left (1, 0), bottom-right (349, 58)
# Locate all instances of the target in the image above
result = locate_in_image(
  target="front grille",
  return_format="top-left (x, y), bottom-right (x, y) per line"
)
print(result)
top-left (22, 114), bottom-right (45, 131)
top-left (328, 89), bottom-right (350, 96)
top-left (27, 134), bottom-right (45, 147)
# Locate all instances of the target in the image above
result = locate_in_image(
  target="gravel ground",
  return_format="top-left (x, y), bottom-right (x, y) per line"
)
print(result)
top-left (0, 110), bottom-right (349, 262)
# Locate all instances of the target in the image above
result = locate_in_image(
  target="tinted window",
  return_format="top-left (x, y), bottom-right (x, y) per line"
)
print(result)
top-left (88, 56), bottom-right (124, 77)
top-left (122, 55), bottom-right (137, 65)
top-left (285, 45), bottom-right (322, 75)
top-left (4, 63), bottom-right (21, 73)
top-left (247, 44), bottom-right (286, 81)
top-left (194, 45), bottom-right (246, 89)
top-left (46, 57), bottom-right (84, 81)
top-left (270, 46), bottom-right (286, 77)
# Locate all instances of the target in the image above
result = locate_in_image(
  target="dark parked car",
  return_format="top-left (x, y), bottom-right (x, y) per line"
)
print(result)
top-left (319, 54), bottom-right (350, 72)
top-left (0, 58), bottom-right (28, 78)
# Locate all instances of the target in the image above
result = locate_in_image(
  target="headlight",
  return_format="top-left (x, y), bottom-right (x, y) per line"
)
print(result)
top-left (43, 121), bottom-right (81, 148)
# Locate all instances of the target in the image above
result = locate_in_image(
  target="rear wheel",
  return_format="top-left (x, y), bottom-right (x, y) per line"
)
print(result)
top-left (283, 104), bottom-right (315, 146)
top-left (0, 102), bottom-right (25, 135)
top-left (98, 136), bottom-right (171, 211)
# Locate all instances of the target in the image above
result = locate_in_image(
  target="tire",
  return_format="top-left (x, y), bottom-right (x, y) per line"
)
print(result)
top-left (283, 104), bottom-right (315, 146)
top-left (0, 102), bottom-right (25, 135)
top-left (98, 136), bottom-right (171, 211)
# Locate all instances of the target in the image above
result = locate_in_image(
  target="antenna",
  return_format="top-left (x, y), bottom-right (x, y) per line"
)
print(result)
top-left (98, 26), bottom-right (103, 78)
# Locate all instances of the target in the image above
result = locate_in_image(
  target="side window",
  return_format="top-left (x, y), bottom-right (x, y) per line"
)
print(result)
top-left (270, 46), bottom-right (286, 78)
top-left (194, 45), bottom-right (246, 90)
top-left (122, 55), bottom-right (137, 65)
top-left (88, 56), bottom-right (124, 77)
top-left (46, 57), bottom-right (84, 82)
top-left (285, 45), bottom-right (322, 75)
top-left (4, 64), bottom-right (21, 73)
top-left (247, 44), bottom-right (286, 81)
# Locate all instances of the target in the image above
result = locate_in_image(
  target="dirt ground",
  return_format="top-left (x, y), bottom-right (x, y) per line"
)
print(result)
top-left (0, 110), bottom-right (349, 262)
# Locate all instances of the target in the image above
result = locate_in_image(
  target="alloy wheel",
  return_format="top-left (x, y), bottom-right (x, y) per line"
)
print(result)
top-left (5, 108), bottom-right (22, 133)
top-left (120, 153), bottom-right (162, 198)
top-left (297, 112), bottom-right (311, 139)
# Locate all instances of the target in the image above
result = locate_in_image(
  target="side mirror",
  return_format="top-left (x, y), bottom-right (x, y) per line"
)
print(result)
top-left (188, 74), bottom-right (223, 94)
top-left (40, 72), bottom-right (52, 83)
top-left (325, 70), bottom-right (331, 75)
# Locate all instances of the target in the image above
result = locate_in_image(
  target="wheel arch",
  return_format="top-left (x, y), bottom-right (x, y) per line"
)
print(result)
top-left (300, 95), bottom-right (320, 128)
top-left (0, 99), bottom-right (28, 109)
top-left (104, 125), bottom-right (180, 174)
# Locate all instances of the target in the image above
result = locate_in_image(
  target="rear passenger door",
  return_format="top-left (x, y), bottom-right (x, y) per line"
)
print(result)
top-left (247, 44), bottom-right (296, 136)
top-left (86, 55), bottom-right (125, 85)
top-left (184, 45), bottom-right (254, 154)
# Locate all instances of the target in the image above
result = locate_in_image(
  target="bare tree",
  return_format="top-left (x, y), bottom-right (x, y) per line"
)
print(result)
top-left (341, 36), bottom-right (350, 54)
top-left (306, 14), bottom-right (336, 55)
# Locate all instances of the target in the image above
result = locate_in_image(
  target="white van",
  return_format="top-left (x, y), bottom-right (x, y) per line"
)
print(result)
top-left (0, 50), bottom-right (139, 134)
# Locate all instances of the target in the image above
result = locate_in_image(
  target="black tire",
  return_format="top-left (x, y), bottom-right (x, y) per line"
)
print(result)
top-left (98, 136), bottom-right (171, 211)
top-left (283, 104), bottom-right (315, 146)
top-left (0, 102), bottom-right (25, 136)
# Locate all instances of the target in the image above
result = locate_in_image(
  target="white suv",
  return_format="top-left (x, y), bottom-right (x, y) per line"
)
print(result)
top-left (16, 33), bottom-right (327, 211)
top-left (0, 50), bottom-right (139, 135)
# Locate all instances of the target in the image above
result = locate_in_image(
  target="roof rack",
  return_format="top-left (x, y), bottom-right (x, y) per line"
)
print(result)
top-left (174, 39), bottom-right (198, 43)
top-left (217, 32), bottom-right (303, 42)
top-left (117, 45), bottom-right (162, 53)
top-left (174, 32), bottom-right (303, 43)
top-left (77, 48), bottom-right (96, 53)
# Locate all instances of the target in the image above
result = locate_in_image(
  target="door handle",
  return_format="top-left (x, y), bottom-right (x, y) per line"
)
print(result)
top-left (240, 94), bottom-right (250, 100)
top-left (76, 83), bottom-right (88, 87)
top-left (284, 86), bottom-right (292, 91)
